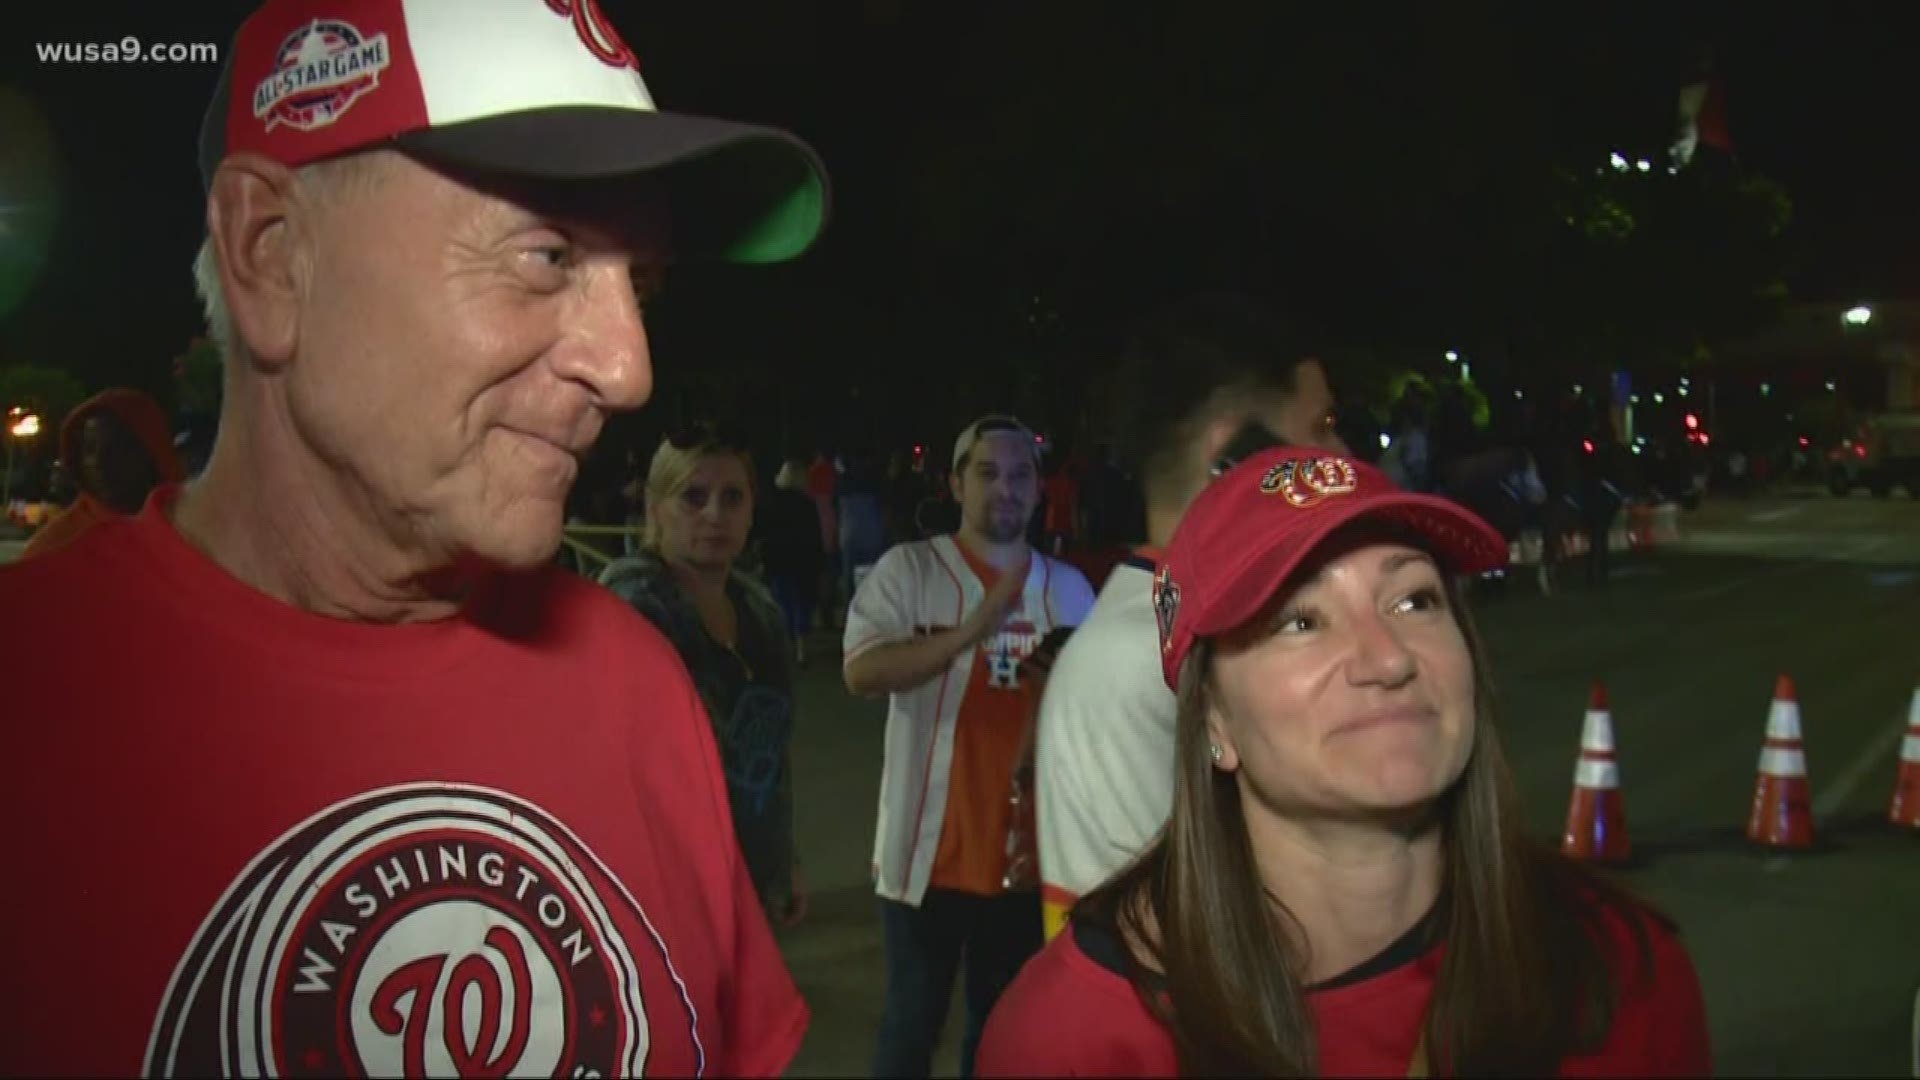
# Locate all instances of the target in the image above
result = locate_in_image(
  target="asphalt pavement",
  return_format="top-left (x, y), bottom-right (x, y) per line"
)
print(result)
top-left (779, 489), bottom-right (1920, 1078)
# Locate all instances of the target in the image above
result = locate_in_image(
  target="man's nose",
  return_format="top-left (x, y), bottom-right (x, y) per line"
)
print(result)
top-left (551, 263), bottom-right (653, 411)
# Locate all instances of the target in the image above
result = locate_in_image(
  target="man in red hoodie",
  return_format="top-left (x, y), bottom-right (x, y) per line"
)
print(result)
top-left (19, 387), bottom-right (186, 559)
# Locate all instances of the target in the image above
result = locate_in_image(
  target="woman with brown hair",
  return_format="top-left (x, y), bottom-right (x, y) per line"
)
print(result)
top-left (979, 448), bottom-right (1709, 1077)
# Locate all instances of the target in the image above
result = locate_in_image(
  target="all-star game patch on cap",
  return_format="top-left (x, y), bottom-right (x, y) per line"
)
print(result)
top-left (198, 0), bottom-right (830, 264)
top-left (1154, 447), bottom-right (1509, 690)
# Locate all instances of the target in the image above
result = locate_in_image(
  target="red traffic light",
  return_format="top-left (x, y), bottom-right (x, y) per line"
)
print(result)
top-left (1582, 439), bottom-right (1596, 454)
top-left (1683, 413), bottom-right (1700, 431)
top-left (1797, 436), bottom-right (1810, 448)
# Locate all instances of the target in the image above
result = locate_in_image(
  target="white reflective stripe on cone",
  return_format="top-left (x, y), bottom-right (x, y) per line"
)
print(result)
top-left (1765, 701), bottom-right (1804, 742)
top-left (1903, 734), bottom-right (1920, 763)
top-left (1580, 712), bottom-right (1616, 753)
top-left (1575, 758), bottom-right (1620, 789)
top-left (1758, 747), bottom-right (1808, 777)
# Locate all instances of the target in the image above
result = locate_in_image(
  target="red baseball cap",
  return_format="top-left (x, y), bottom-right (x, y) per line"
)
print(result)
top-left (198, 0), bottom-right (828, 264)
top-left (1153, 447), bottom-right (1508, 690)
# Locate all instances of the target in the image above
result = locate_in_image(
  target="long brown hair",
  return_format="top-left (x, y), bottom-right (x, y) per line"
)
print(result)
top-left (1075, 572), bottom-right (1658, 1076)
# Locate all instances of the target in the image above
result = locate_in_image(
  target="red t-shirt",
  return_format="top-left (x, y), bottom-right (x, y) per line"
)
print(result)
top-left (0, 491), bottom-right (807, 1078)
top-left (978, 901), bottom-right (1710, 1078)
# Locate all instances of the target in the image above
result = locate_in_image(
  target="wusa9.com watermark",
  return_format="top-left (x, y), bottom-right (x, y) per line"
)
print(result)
top-left (37, 37), bottom-right (219, 64)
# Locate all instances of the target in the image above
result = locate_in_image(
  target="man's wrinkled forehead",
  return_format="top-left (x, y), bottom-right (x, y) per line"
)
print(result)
top-left (426, 155), bottom-right (674, 257)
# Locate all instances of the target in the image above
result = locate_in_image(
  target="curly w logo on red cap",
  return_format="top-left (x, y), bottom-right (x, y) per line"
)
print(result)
top-left (1259, 457), bottom-right (1359, 508)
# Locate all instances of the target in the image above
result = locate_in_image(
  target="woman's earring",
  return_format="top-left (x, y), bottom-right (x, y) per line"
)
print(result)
top-left (1209, 743), bottom-right (1224, 764)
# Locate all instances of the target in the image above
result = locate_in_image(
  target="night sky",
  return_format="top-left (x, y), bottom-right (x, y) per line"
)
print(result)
top-left (3, 2), bottom-right (1917, 454)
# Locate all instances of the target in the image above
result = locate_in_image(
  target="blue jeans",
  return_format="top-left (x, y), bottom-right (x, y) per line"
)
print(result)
top-left (872, 889), bottom-right (1041, 1079)
top-left (769, 573), bottom-right (814, 641)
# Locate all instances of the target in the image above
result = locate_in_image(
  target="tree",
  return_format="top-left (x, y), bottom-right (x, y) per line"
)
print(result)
top-left (171, 337), bottom-right (225, 417)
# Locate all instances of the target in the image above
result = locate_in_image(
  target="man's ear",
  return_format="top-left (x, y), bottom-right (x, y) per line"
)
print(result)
top-left (204, 154), bottom-right (308, 371)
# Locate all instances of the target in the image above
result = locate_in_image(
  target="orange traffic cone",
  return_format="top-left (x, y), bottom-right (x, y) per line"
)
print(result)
top-left (1564, 681), bottom-right (1631, 863)
top-left (1888, 686), bottom-right (1920, 829)
top-left (1747, 674), bottom-right (1816, 849)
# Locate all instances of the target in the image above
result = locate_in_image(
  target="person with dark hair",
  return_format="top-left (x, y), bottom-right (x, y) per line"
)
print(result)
top-left (1035, 293), bottom-right (1347, 940)
top-left (843, 414), bottom-right (1096, 1079)
top-left (981, 449), bottom-right (1710, 1077)
top-left (0, 1), bottom-right (830, 1073)
top-left (766, 456), bottom-right (827, 661)
top-left (20, 388), bottom-right (185, 560)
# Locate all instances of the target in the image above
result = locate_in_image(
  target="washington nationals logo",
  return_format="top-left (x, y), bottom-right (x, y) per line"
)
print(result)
top-left (1259, 457), bottom-right (1361, 508)
top-left (144, 784), bottom-right (687, 1078)
top-left (546, 0), bottom-right (639, 70)
top-left (1153, 566), bottom-right (1181, 655)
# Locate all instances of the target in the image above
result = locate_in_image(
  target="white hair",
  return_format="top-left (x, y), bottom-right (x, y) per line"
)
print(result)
top-left (191, 235), bottom-right (233, 361)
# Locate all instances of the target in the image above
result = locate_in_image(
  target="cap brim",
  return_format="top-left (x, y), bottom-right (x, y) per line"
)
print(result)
top-left (1192, 492), bottom-right (1510, 642)
top-left (396, 106), bottom-right (829, 264)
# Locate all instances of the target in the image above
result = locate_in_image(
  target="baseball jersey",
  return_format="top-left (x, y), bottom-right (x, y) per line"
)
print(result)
top-left (1035, 555), bottom-right (1175, 938)
top-left (844, 535), bottom-right (1095, 907)
top-left (978, 900), bottom-right (1711, 1077)
top-left (0, 490), bottom-right (807, 1078)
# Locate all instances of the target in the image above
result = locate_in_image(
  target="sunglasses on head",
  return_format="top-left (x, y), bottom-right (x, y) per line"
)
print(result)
top-left (1210, 420), bottom-right (1284, 477)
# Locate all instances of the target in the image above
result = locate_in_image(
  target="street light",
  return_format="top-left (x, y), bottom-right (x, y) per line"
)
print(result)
top-left (1445, 350), bottom-right (1459, 363)
top-left (1843, 305), bottom-right (1873, 327)
top-left (4, 409), bottom-right (43, 510)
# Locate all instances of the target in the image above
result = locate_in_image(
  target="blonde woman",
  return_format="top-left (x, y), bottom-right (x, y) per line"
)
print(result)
top-left (601, 424), bottom-right (806, 927)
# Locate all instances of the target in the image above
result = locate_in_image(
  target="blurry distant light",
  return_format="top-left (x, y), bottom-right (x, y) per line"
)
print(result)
top-left (1760, 382), bottom-right (1771, 396)
top-left (1843, 305), bottom-right (1873, 326)
top-left (1679, 376), bottom-right (1691, 386)
top-left (1582, 439), bottom-right (1596, 454)
top-left (1684, 413), bottom-right (1700, 431)
top-left (1513, 389), bottom-right (1524, 400)
top-left (1636, 159), bottom-right (1652, 173)
top-left (1608, 152), bottom-right (1629, 172)
top-left (1379, 433), bottom-right (1393, 451)
top-left (1653, 392), bottom-right (1665, 404)
top-left (1630, 394), bottom-right (1641, 404)
top-left (1460, 362), bottom-right (1471, 381)
top-left (8, 413), bottom-right (40, 438)
top-left (1826, 380), bottom-right (1838, 392)
top-left (1677, 386), bottom-right (1690, 398)
top-left (1631, 443), bottom-right (1644, 455)
top-left (1798, 436), bottom-right (1811, 448)
top-left (1635, 436), bottom-right (1648, 446)
top-left (1445, 350), bottom-right (1459, 362)
top-left (1572, 383), bottom-right (1584, 395)
top-left (1698, 432), bottom-right (1711, 447)
top-left (1667, 164), bottom-right (1680, 175)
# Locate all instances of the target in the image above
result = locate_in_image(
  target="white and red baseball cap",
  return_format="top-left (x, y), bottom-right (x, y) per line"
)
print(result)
top-left (198, 0), bottom-right (829, 263)
top-left (952, 415), bottom-right (1043, 472)
top-left (1154, 447), bottom-right (1509, 690)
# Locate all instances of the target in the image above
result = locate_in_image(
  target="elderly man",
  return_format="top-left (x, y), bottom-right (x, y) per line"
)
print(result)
top-left (0, 1), bottom-right (828, 1076)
